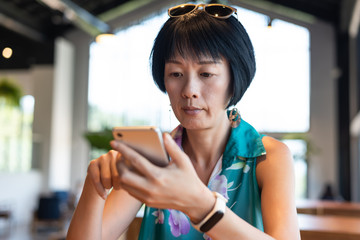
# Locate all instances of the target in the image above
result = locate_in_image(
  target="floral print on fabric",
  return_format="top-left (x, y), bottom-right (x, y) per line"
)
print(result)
top-left (168, 209), bottom-right (191, 237)
top-left (209, 174), bottom-right (229, 200)
top-left (152, 209), bottom-right (164, 224)
top-left (170, 125), bottom-right (184, 147)
top-left (226, 158), bottom-right (251, 173)
top-left (226, 159), bottom-right (252, 193)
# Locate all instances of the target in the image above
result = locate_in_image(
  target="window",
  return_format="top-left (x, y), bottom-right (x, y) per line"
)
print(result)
top-left (88, 12), bottom-right (174, 133)
top-left (0, 95), bottom-right (34, 172)
top-left (236, 9), bottom-right (310, 132)
top-left (88, 6), bottom-right (310, 198)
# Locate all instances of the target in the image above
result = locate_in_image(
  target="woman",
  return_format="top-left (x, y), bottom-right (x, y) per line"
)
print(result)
top-left (67, 3), bottom-right (300, 240)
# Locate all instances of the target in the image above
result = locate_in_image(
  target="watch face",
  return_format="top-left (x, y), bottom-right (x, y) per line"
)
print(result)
top-left (200, 211), bottom-right (224, 232)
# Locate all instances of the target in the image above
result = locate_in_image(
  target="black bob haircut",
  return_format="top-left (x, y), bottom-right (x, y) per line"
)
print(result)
top-left (150, 10), bottom-right (256, 108)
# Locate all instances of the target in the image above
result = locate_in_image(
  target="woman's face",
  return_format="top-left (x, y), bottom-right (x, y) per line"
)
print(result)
top-left (164, 54), bottom-right (232, 130)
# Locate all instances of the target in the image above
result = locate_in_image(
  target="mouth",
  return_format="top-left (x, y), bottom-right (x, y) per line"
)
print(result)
top-left (182, 106), bottom-right (202, 115)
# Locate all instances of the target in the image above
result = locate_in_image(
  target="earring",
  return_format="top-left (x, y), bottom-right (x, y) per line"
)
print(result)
top-left (228, 108), bottom-right (241, 128)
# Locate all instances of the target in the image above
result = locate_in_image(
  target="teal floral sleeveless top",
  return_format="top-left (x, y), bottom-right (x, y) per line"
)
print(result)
top-left (138, 119), bottom-right (266, 240)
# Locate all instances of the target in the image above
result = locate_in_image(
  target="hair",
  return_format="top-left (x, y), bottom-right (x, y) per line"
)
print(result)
top-left (150, 10), bottom-right (256, 107)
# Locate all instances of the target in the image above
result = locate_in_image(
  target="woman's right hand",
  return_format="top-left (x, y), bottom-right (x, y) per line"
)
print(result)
top-left (87, 150), bottom-right (122, 200)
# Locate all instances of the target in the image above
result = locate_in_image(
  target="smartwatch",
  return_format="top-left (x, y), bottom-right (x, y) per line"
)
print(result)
top-left (192, 191), bottom-right (228, 232)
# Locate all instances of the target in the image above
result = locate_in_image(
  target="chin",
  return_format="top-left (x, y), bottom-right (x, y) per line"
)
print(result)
top-left (179, 119), bottom-right (209, 130)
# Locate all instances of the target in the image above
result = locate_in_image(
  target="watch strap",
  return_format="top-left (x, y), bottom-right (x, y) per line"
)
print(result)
top-left (192, 191), bottom-right (228, 232)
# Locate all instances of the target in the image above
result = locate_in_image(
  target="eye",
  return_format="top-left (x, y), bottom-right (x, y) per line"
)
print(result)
top-left (200, 72), bottom-right (213, 78)
top-left (170, 72), bottom-right (183, 78)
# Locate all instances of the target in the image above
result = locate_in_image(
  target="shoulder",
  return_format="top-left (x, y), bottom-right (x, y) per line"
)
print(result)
top-left (261, 136), bottom-right (292, 157)
top-left (256, 136), bottom-right (294, 189)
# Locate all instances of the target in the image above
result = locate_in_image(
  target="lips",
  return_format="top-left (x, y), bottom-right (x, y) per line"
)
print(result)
top-left (182, 106), bottom-right (202, 115)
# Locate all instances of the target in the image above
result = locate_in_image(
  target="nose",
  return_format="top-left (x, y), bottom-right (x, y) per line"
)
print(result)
top-left (181, 76), bottom-right (199, 99)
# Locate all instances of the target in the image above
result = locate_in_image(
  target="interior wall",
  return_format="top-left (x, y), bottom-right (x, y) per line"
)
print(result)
top-left (308, 21), bottom-right (338, 199)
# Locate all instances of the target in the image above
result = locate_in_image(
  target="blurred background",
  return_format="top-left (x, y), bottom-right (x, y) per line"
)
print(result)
top-left (0, 0), bottom-right (359, 239)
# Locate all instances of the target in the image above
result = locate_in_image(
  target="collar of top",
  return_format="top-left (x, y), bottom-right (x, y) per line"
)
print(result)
top-left (170, 118), bottom-right (266, 169)
top-left (222, 119), bottom-right (266, 169)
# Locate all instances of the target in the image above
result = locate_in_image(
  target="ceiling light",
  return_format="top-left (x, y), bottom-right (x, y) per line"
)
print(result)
top-left (2, 47), bottom-right (13, 59)
top-left (95, 32), bottom-right (116, 44)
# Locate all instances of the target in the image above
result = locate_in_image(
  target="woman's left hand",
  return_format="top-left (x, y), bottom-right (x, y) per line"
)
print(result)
top-left (110, 133), bottom-right (214, 219)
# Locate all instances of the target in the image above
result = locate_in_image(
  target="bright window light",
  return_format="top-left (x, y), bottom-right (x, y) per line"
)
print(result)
top-left (236, 8), bottom-right (310, 133)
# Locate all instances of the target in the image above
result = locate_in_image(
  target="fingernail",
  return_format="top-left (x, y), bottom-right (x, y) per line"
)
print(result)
top-left (110, 140), bottom-right (118, 149)
top-left (102, 194), bottom-right (107, 200)
top-left (102, 189), bottom-right (109, 200)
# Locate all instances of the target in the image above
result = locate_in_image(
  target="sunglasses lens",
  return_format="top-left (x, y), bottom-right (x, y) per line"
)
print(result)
top-left (169, 5), bottom-right (197, 17)
top-left (205, 5), bottom-right (234, 17)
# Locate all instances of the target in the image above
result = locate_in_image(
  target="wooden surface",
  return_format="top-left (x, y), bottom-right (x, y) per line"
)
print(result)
top-left (298, 213), bottom-right (360, 240)
top-left (297, 199), bottom-right (360, 217)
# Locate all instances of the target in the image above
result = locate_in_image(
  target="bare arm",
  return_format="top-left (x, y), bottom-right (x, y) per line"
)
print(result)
top-left (102, 185), bottom-right (142, 238)
top-left (66, 151), bottom-right (142, 240)
top-left (256, 136), bottom-right (300, 239)
top-left (66, 175), bottom-right (105, 240)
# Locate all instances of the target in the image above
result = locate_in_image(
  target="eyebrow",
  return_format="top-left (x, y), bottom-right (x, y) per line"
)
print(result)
top-left (166, 59), bottom-right (221, 65)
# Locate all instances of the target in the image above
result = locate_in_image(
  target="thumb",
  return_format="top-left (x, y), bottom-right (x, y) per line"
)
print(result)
top-left (163, 133), bottom-right (191, 168)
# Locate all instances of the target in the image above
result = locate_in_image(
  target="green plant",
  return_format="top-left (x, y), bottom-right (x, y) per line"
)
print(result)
top-left (0, 78), bottom-right (23, 107)
top-left (282, 132), bottom-right (319, 161)
top-left (84, 128), bottom-right (113, 151)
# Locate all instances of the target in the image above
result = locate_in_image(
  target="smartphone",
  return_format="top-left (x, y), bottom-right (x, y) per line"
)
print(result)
top-left (112, 126), bottom-right (169, 167)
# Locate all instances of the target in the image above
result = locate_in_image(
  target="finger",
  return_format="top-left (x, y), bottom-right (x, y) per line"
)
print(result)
top-left (118, 170), bottom-right (174, 210)
top-left (111, 152), bottom-right (122, 190)
top-left (111, 140), bottom-right (159, 178)
top-left (100, 152), bottom-right (114, 190)
top-left (116, 161), bottom-right (153, 201)
top-left (87, 160), bottom-right (107, 199)
top-left (163, 133), bottom-right (192, 168)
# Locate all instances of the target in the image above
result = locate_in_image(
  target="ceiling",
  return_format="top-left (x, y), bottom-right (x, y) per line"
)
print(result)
top-left (0, 0), bottom-right (354, 69)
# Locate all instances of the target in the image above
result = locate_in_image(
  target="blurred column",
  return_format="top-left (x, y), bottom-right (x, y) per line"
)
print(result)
top-left (48, 38), bottom-right (74, 190)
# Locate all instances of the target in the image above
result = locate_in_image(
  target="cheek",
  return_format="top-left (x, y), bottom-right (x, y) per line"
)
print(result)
top-left (165, 80), bottom-right (172, 95)
top-left (165, 81), bottom-right (178, 103)
top-left (212, 82), bottom-right (231, 105)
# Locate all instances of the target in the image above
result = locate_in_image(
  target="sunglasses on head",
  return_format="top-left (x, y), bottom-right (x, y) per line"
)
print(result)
top-left (168, 3), bottom-right (237, 19)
